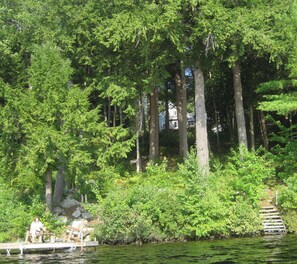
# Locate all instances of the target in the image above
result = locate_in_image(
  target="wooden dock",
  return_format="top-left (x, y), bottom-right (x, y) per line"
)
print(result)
top-left (0, 241), bottom-right (98, 256)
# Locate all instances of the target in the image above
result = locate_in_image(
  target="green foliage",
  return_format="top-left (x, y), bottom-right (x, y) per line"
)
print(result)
top-left (268, 120), bottom-right (297, 179)
top-left (0, 179), bottom-right (62, 241)
top-left (278, 174), bottom-right (297, 210)
top-left (227, 198), bottom-right (262, 236)
top-left (88, 162), bottom-right (185, 244)
top-left (89, 185), bottom-right (184, 244)
top-left (282, 210), bottom-right (297, 233)
top-left (178, 150), bottom-right (229, 238)
top-left (275, 173), bottom-right (297, 232)
top-left (89, 150), bottom-right (267, 244)
top-left (0, 178), bottom-right (29, 242)
top-left (224, 146), bottom-right (274, 205)
top-left (257, 80), bottom-right (297, 115)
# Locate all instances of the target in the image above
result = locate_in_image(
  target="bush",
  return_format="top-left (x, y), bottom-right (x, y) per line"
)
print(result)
top-left (178, 150), bottom-right (229, 238)
top-left (90, 184), bottom-right (184, 244)
top-left (278, 174), bottom-right (297, 210)
top-left (227, 198), bottom-right (262, 236)
top-left (282, 210), bottom-right (297, 233)
top-left (225, 146), bottom-right (275, 205)
top-left (0, 178), bottom-right (30, 242)
top-left (89, 148), bottom-right (271, 243)
top-left (0, 178), bottom-right (64, 241)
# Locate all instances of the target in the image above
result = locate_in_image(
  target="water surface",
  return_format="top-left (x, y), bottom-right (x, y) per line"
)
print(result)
top-left (1, 235), bottom-right (297, 263)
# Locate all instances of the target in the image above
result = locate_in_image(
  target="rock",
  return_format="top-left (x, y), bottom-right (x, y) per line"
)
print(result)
top-left (72, 209), bottom-right (81, 218)
top-left (60, 198), bottom-right (80, 209)
top-left (82, 212), bottom-right (92, 220)
top-left (57, 216), bottom-right (68, 224)
top-left (71, 219), bottom-right (87, 228)
top-left (53, 207), bottom-right (63, 215)
top-left (78, 206), bottom-right (86, 213)
top-left (84, 234), bottom-right (91, 242)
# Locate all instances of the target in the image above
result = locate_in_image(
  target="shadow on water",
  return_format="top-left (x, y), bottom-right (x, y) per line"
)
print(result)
top-left (1, 235), bottom-right (297, 263)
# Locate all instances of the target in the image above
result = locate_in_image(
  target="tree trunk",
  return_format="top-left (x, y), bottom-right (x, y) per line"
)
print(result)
top-left (119, 106), bottom-right (123, 126)
top-left (45, 170), bottom-right (52, 212)
top-left (165, 85), bottom-right (170, 132)
top-left (249, 104), bottom-right (255, 150)
top-left (232, 61), bottom-right (248, 147)
top-left (136, 97), bottom-right (142, 173)
top-left (53, 161), bottom-right (64, 206)
top-left (259, 111), bottom-right (269, 150)
top-left (108, 97), bottom-right (111, 127)
top-left (176, 63), bottom-right (188, 158)
top-left (194, 61), bottom-right (209, 172)
top-left (149, 87), bottom-right (159, 161)
top-left (113, 105), bottom-right (117, 127)
top-left (213, 99), bottom-right (221, 153)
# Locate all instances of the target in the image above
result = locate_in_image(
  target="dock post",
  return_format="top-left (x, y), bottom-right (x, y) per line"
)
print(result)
top-left (80, 231), bottom-right (83, 252)
top-left (6, 249), bottom-right (11, 256)
top-left (19, 243), bottom-right (23, 256)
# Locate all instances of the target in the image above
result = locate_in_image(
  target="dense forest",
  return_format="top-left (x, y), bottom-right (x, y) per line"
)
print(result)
top-left (1, 0), bottom-right (297, 243)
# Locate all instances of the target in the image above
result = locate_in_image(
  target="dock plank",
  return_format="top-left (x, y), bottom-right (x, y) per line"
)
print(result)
top-left (0, 241), bottom-right (98, 253)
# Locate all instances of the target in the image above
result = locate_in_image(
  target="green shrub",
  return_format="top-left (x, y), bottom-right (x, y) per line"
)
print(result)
top-left (282, 210), bottom-right (297, 233)
top-left (0, 178), bottom-right (64, 241)
top-left (278, 174), bottom-right (297, 209)
top-left (89, 183), bottom-right (184, 244)
top-left (225, 146), bottom-right (274, 205)
top-left (0, 178), bottom-right (30, 242)
top-left (227, 198), bottom-right (262, 236)
top-left (178, 149), bottom-right (229, 238)
top-left (89, 148), bottom-right (271, 243)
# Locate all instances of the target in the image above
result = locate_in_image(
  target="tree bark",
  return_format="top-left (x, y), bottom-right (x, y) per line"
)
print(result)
top-left (249, 104), bottom-right (255, 149)
top-left (165, 85), bottom-right (170, 132)
top-left (53, 161), bottom-right (64, 206)
top-left (149, 87), bottom-right (159, 161)
top-left (113, 105), bottom-right (117, 127)
top-left (194, 61), bottom-right (209, 172)
top-left (136, 97), bottom-right (142, 173)
top-left (176, 63), bottom-right (188, 158)
top-left (213, 99), bottom-right (221, 153)
top-left (232, 61), bottom-right (248, 147)
top-left (45, 170), bottom-right (52, 212)
top-left (259, 111), bottom-right (269, 150)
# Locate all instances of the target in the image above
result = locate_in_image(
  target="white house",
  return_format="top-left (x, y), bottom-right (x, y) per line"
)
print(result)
top-left (159, 103), bottom-right (195, 130)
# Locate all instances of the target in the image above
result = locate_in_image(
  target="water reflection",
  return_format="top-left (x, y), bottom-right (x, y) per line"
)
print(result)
top-left (1, 235), bottom-right (297, 263)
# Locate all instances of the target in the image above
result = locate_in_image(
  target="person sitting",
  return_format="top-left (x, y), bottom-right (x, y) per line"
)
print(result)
top-left (28, 217), bottom-right (46, 243)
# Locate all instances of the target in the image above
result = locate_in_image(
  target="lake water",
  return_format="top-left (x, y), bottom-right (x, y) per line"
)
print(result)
top-left (1, 235), bottom-right (297, 263)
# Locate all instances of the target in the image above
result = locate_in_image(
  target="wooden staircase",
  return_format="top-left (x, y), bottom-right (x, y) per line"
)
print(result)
top-left (260, 206), bottom-right (287, 235)
top-left (260, 189), bottom-right (286, 235)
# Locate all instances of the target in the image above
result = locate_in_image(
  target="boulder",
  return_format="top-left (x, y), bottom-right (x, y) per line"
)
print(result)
top-left (60, 198), bottom-right (80, 209)
top-left (72, 209), bottom-right (81, 218)
top-left (82, 212), bottom-right (92, 220)
top-left (56, 216), bottom-right (68, 224)
top-left (53, 207), bottom-right (63, 215)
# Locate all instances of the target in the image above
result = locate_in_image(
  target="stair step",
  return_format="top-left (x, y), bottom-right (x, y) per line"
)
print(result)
top-left (263, 220), bottom-right (284, 224)
top-left (260, 209), bottom-right (278, 213)
top-left (264, 225), bottom-right (286, 229)
top-left (261, 206), bottom-right (276, 209)
top-left (264, 230), bottom-right (286, 233)
top-left (264, 228), bottom-right (286, 232)
top-left (261, 212), bottom-right (281, 216)
top-left (260, 203), bottom-right (286, 235)
top-left (262, 216), bottom-right (281, 219)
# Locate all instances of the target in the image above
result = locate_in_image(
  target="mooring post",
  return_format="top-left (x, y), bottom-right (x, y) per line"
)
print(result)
top-left (80, 231), bottom-right (83, 252)
top-left (19, 243), bottom-right (23, 256)
top-left (6, 249), bottom-right (10, 256)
